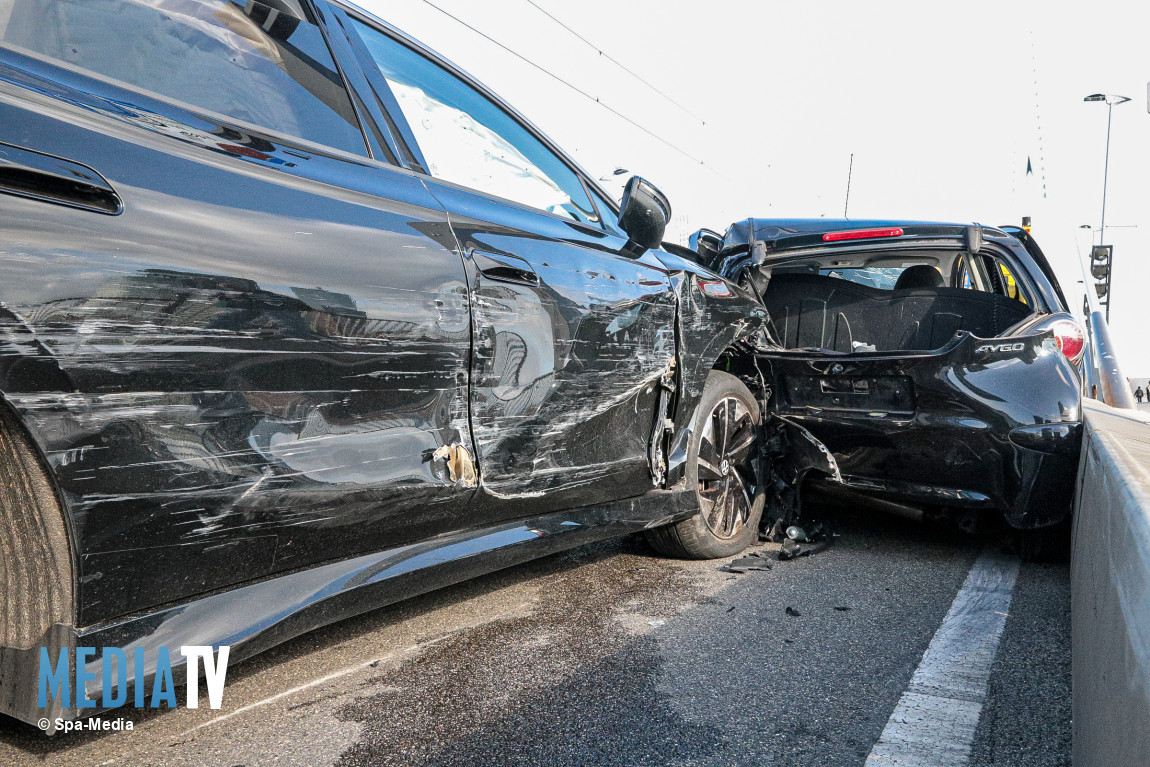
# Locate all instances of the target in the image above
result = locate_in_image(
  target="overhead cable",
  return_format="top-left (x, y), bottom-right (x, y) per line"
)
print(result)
top-left (419, 0), bottom-right (717, 172)
top-left (523, 0), bottom-right (707, 125)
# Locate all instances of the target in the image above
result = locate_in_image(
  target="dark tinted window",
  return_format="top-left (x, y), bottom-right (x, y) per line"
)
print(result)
top-left (0, 0), bottom-right (367, 155)
top-left (350, 19), bottom-right (598, 224)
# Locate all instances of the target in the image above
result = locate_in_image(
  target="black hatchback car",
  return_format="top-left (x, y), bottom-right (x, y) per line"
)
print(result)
top-left (690, 218), bottom-right (1084, 554)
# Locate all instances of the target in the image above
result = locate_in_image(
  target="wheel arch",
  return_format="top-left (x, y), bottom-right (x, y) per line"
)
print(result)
top-left (0, 394), bottom-right (77, 649)
top-left (663, 270), bottom-right (770, 487)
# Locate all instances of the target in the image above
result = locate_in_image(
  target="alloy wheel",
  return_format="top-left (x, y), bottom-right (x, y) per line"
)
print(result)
top-left (696, 395), bottom-right (757, 540)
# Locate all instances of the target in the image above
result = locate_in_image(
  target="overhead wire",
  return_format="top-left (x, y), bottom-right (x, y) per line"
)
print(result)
top-left (418, 0), bottom-right (720, 174)
top-left (1028, 29), bottom-right (1047, 199)
top-left (523, 0), bottom-right (707, 126)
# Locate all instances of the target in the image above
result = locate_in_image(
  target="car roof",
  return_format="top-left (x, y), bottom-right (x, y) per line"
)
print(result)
top-left (716, 217), bottom-right (1067, 313)
top-left (721, 218), bottom-right (1008, 252)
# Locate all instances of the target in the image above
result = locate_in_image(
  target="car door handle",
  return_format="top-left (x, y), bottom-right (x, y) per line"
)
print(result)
top-left (0, 141), bottom-right (122, 215)
top-left (471, 250), bottom-right (539, 286)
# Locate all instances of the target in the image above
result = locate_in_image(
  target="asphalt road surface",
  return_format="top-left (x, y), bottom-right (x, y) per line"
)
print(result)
top-left (0, 503), bottom-right (1071, 767)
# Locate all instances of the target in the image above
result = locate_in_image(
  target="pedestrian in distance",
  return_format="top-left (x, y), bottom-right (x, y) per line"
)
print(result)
top-left (1136, 386), bottom-right (1145, 404)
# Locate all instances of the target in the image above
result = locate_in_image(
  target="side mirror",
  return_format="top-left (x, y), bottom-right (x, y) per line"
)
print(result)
top-left (689, 228), bottom-right (723, 262)
top-left (617, 176), bottom-right (671, 256)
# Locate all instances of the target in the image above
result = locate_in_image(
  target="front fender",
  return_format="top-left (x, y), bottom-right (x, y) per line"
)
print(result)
top-left (665, 270), bottom-right (768, 485)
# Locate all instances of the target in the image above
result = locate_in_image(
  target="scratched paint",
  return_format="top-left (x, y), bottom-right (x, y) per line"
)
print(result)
top-left (0, 78), bottom-right (479, 622)
top-left (0, 56), bottom-right (776, 638)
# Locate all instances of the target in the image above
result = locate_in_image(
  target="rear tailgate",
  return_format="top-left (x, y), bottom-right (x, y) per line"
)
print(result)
top-left (762, 329), bottom-right (1081, 523)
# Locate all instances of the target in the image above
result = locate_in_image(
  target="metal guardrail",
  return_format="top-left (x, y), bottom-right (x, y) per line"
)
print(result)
top-left (1085, 309), bottom-right (1136, 409)
top-left (1077, 244), bottom-right (1135, 410)
top-left (1071, 400), bottom-right (1150, 765)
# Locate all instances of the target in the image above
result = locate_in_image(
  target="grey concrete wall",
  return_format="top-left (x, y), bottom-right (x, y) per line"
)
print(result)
top-left (1072, 400), bottom-right (1150, 766)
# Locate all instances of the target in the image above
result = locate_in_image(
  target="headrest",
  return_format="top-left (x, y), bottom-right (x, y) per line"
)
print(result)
top-left (893, 265), bottom-right (944, 290)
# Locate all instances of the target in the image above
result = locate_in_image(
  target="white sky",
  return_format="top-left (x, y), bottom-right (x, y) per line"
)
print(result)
top-left (358, 0), bottom-right (1150, 376)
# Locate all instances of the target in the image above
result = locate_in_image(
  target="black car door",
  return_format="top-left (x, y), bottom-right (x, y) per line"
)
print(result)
top-left (336, 10), bottom-right (679, 518)
top-left (0, 0), bottom-right (474, 623)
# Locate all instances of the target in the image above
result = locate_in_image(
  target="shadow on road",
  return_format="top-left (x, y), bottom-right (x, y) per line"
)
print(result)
top-left (0, 499), bottom-right (1066, 767)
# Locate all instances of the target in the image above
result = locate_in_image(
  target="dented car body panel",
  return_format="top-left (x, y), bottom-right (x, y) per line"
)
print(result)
top-left (422, 181), bottom-right (679, 519)
top-left (761, 331), bottom-right (1081, 528)
top-left (0, 54), bottom-right (482, 626)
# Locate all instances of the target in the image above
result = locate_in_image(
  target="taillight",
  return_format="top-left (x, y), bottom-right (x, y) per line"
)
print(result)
top-left (1052, 319), bottom-right (1085, 363)
top-left (822, 227), bottom-right (904, 242)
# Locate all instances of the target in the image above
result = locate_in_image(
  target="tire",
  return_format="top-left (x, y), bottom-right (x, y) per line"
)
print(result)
top-left (645, 370), bottom-right (765, 559)
top-left (0, 404), bottom-right (73, 649)
top-left (1017, 518), bottom-right (1071, 563)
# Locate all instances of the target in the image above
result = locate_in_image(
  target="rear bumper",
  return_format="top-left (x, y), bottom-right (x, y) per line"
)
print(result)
top-left (826, 421), bottom-right (1082, 529)
top-left (761, 331), bottom-right (1083, 529)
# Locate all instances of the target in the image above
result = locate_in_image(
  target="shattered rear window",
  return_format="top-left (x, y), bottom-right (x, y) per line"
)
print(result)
top-left (820, 267), bottom-right (905, 290)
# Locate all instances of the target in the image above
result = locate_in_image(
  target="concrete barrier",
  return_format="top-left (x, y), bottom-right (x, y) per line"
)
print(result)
top-left (1072, 399), bottom-right (1150, 765)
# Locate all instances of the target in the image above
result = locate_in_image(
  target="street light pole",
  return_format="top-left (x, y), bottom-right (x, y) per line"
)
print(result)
top-left (1101, 101), bottom-right (1112, 243)
top-left (1083, 93), bottom-right (1131, 321)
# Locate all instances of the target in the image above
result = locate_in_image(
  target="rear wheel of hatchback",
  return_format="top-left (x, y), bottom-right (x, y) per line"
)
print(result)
top-left (646, 370), bottom-right (765, 559)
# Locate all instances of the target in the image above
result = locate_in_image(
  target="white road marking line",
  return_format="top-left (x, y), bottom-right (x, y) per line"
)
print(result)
top-left (866, 548), bottom-right (1020, 766)
top-left (173, 653), bottom-right (398, 739)
top-left (174, 635), bottom-right (452, 740)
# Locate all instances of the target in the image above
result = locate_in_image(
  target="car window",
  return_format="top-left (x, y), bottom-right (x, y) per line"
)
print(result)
top-left (0, 0), bottom-right (368, 156)
top-left (820, 267), bottom-right (905, 290)
top-left (973, 254), bottom-right (1026, 303)
top-left (349, 19), bottom-right (599, 225)
top-left (955, 256), bottom-right (976, 289)
top-left (995, 261), bottom-right (1028, 304)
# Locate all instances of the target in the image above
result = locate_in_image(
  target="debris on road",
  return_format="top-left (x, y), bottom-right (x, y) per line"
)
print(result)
top-left (786, 525), bottom-right (809, 542)
top-left (721, 551), bottom-right (773, 573)
top-left (768, 519), bottom-right (836, 561)
top-left (834, 606), bottom-right (852, 612)
top-left (785, 606), bottom-right (802, 617)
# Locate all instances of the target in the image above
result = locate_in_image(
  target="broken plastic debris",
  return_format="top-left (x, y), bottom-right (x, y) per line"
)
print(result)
top-left (786, 525), bottom-right (808, 542)
top-left (721, 551), bottom-right (773, 573)
top-left (852, 341), bottom-right (877, 352)
top-left (834, 606), bottom-right (852, 612)
top-left (647, 620), bottom-right (666, 627)
top-left (785, 606), bottom-right (802, 617)
top-left (764, 518), bottom-right (787, 541)
top-left (776, 520), bottom-right (834, 561)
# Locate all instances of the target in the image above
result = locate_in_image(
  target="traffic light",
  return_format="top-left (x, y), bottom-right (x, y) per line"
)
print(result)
top-left (1091, 249), bottom-right (1110, 280)
top-left (1091, 245), bottom-right (1113, 310)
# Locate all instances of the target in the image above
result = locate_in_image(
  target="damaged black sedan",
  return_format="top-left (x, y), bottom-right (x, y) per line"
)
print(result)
top-left (677, 219), bottom-right (1084, 560)
top-left (0, 0), bottom-right (775, 730)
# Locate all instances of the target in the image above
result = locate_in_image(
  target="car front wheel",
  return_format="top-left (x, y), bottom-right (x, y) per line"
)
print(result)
top-left (645, 370), bottom-right (765, 559)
